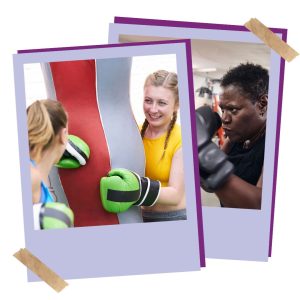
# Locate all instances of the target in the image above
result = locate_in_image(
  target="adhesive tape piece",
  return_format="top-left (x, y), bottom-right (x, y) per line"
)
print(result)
top-left (14, 248), bottom-right (68, 292)
top-left (244, 18), bottom-right (299, 62)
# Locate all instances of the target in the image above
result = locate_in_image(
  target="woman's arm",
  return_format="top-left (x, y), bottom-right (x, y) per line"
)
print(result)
top-left (215, 170), bottom-right (263, 209)
top-left (156, 147), bottom-right (185, 206)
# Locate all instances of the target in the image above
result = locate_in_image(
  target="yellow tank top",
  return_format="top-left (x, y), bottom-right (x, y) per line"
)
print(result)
top-left (142, 124), bottom-right (182, 187)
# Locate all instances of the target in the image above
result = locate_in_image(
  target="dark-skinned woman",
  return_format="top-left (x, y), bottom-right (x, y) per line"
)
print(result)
top-left (197, 63), bottom-right (268, 209)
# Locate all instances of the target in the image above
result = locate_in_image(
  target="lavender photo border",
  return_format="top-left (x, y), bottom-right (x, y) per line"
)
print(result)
top-left (14, 40), bottom-right (205, 281)
top-left (110, 16), bottom-right (286, 260)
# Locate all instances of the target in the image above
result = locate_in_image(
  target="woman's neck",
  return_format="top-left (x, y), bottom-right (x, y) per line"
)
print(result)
top-left (34, 148), bottom-right (59, 182)
top-left (145, 124), bottom-right (169, 139)
top-left (243, 121), bottom-right (266, 149)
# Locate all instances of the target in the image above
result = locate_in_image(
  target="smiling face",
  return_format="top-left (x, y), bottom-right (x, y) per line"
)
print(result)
top-left (143, 85), bottom-right (178, 132)
top-left (219, 85), bottom-right (266, 143)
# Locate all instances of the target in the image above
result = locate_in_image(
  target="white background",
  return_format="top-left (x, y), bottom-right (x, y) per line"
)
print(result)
top-left (23, 54), bottom-right (177, 125)
top-left (0, 0), bottom-right (299, 298)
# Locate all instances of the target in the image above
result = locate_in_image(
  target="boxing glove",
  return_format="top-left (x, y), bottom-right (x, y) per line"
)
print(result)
top-left (56, 134), bottom-right (90, 169)
top-left (100, 168), bottom-right (160, 213)
top-left (196, 106), bottom-right (234, 192)
top-left (33, 202), bottom-right (74, 230)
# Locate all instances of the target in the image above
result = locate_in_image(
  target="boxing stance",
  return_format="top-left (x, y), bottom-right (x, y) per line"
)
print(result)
top-left (190, 64), bottom-right (267, 209)
top-left (100, 70), bottom-right (185, 220)
top-left (28, 100), bottom-right (90, 229)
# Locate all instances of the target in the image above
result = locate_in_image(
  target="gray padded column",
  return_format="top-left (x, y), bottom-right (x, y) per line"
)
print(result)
top-left (96, 57), bottom-right (145, 223)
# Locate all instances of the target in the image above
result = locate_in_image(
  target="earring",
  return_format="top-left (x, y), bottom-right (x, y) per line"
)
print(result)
top-left (260, 108), bottom-right (266, 117)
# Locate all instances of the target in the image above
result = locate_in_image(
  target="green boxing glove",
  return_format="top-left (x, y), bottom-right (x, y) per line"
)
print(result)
top-left (33, 202), bottom-right (74, 230)
top-left (100, 168), bottom-right (161, 213)
top-left (56, 134), bottom-right (90, 169)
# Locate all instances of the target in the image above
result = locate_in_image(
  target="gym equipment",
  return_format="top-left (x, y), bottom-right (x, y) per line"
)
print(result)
top-left (56, 134), bottom-right (90, 169)
top-left (33, 202), bottom-right (74, 230)
top-left (100, 168), bottom-right (160, 213)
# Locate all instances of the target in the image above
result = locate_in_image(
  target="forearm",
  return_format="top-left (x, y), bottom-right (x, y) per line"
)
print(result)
top-left (154, 147), bottom-right (185, 207)
top-left (215, 174), bottom-right (262, 209)
top-left (157, 186), bottom-right (183, 206)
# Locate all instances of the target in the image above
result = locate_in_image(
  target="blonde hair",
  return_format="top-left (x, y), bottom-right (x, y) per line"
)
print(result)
top-left (27, 100), bottom-right (68, 162)
top-left (143, 70), bottom-right (179, 104)
top-left (141, 70), bottom-right (179, 159)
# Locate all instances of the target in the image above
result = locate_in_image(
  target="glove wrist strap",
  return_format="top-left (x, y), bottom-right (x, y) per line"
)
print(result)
top-left (135, 177), bottom-right (161, 206)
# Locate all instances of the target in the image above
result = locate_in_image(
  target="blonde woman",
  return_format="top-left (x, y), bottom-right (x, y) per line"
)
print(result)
top-left (27, 100), bottom-right (69, 204)
top-left (140, 70), bottom-right (186, 222)
top-left (27, 100), bottom-right (75, 229)
top-left (101, 71), bottom-right (186, 222)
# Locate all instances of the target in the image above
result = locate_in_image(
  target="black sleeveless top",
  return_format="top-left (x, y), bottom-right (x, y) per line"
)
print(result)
top-left (227, 135), bottom-right (265, 186)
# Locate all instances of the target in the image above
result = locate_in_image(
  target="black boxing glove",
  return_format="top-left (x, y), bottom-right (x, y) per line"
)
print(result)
top-left (195, 106), bottom-right (234, 192)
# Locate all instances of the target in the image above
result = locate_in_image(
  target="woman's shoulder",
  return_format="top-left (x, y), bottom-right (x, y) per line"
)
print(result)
top-left (169, 124), bottom-right (182, 153)
top-left (30, 165), bottom-right (41, 183)
top-left (171, 124), bottom-right (182, 139)
top-left (173, 123), bottom-right (181, 131)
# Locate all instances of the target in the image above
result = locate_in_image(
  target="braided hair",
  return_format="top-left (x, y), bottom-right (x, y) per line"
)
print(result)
top-left (141, 70), bottom-right (179, 159)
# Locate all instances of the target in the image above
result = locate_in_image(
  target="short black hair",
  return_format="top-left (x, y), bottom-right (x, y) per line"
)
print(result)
top-left (220, 63), bottom-right (269, 103)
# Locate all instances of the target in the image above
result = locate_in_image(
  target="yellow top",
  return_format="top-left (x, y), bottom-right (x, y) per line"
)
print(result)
top-left (142, 124), bottom-right (182, 187)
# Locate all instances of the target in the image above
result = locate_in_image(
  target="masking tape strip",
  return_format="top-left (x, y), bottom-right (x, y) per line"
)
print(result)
top-left (244, 18), bottom-right (298, 62)
top-left (14, 248), bottom-right (68, 292)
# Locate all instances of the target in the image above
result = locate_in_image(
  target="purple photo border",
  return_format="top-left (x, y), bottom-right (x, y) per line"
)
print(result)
top-left (114, 16), bottom-right (286, 35)
top-left (113, 16), bottom-right (287, 258)
top-left (16, 39), bottom-right (206, 273)
top-left (185, 40), bottom-right (206, 266)
top-left (269, 30), bottom-right (287, 256)
top-left (18, 39), bottom-right (192, 54)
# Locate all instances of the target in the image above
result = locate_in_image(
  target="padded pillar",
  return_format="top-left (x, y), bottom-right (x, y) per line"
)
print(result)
top-left (44, 60), bottom-right (119, 226)
top-left (96, 57), bottom-right (145, 223)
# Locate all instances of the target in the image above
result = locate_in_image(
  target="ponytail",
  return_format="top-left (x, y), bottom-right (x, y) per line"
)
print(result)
top-left (27, 100), bottom-right (67, 162)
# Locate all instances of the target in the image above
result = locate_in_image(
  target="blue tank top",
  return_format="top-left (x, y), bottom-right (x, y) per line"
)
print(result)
top-left (30, 160), bottom-right (54, 204)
